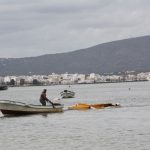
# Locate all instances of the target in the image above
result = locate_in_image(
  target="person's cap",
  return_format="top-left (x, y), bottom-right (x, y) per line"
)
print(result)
top-left (43, 89), bottom-right (47, 92)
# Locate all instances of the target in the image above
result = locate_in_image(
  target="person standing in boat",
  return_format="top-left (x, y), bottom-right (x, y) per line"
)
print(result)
top-left (40, 89), bottom-right (55, 108)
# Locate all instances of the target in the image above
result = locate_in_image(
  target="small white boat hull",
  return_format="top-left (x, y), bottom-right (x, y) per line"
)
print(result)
top-left (60, 90), bottom-right (75, 98)
top-left (0, 100), bottom-right (63, 116)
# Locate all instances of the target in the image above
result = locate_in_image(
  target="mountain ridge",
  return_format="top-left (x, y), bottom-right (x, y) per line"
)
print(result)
top-left (1, 35), bottom-right (150, 75)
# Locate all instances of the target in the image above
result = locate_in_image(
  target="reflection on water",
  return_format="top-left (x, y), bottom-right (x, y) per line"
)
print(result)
top-left (0, 82), bottom-right (150, 150)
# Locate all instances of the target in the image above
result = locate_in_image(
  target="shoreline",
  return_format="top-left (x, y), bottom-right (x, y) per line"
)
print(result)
top-left (6, 79), bottom-right (148, 88)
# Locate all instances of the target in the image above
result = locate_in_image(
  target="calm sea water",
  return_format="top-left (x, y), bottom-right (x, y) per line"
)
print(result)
top-left (0, 82), bottom-right (150, 150)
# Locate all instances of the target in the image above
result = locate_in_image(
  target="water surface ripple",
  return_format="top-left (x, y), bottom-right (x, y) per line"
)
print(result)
top-left (0, 82), bottom-right (150, 150)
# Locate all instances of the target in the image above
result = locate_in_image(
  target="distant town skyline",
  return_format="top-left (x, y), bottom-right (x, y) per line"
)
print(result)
top-left (0, 0), bottom-right (150, 58)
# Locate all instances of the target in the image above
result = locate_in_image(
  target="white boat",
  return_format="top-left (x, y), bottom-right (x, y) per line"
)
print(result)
top-left (0, 100), bottom-right (63, 116)
top-left (60, 90), bottom-right (75, 98)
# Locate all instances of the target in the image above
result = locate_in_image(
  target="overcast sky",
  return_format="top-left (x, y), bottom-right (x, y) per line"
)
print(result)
top-left (0, 0), bottom-right (150, 58)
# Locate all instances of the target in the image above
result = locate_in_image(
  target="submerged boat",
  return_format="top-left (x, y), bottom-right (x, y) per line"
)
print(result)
top-left (0, 100), bottom-right (63, 116)
top-left (60, 90), bottom-right (75, 98)
top-left (0, 85), bottom-right (8, 90)
top-left (90, 103), bottom-right (115, 109)
top-left (68, 103), bottom-right (90, 110)
top-left (68, 103), bottom-right (121, 110)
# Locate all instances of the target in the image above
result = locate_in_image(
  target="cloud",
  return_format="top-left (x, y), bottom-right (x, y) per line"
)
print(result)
top-left (0, 0), bottom-right (150, 58)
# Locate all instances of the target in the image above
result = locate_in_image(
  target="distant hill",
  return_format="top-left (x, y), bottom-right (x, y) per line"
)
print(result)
top-left (1, 35), bottom-right (150, 75)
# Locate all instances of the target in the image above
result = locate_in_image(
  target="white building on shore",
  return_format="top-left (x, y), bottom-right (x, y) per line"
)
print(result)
top-left (0, 71), bottom-right (150, 86)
